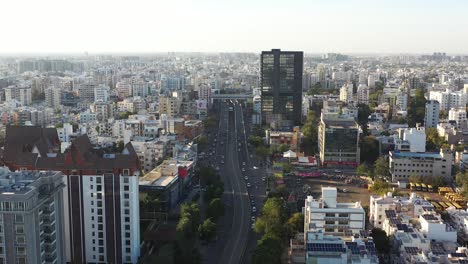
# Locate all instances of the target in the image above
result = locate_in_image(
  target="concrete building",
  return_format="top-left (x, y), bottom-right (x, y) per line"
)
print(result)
top-left (429, 89), bottom-right (467, 111)
top-left (449, 107), bottom-right (467, 130)
top-left (356, 84), bottom-right (369, 105)
top-left (398, 126), bottom-right (426, 152)
top-left (45, 86), bottom-right (62, 109)
top-left (131, 81), bottom-right (148, 97)
top-left (91, 101), bottom-right (114, 122)
top-left (94, 84), bottom-right (109, 102)
top-left (0, 168), bottom-right (67, 264)
top-left (318, 118), bottom-right (360, 168)
top-left (369, 192), bottom-right (434, 230)
top-left (159, 95), bottom-right (180, 118)
top-left (339, 82), bottom-right (354, 104)
top-left (425, 100), bottom-right (440, 128)
top-left (389, 149), bottom-right (453, 182)
top-left (265, 126), bottom-right (303, 152)
top-left (78, 82), bottom-right (97, 101)
top-left (252, 95), bottom-right (262, 125)
top-left (2, 127), bottom-right (142, 263)
top-left (419, 214), bottom-right (457, 242)
top-left (304, 187), bottom-right (365, 236)
top-left (4, 86), bottom-right (32, 106)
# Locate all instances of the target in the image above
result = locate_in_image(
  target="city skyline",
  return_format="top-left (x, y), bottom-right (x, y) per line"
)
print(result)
top-left (1, 0), bottom-right (467, 54)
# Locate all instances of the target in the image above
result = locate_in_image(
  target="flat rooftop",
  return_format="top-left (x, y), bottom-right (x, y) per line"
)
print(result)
top-left (322, 119), bottom-right (358, 129)
top-left (391, 151), bottom-right (442, 159)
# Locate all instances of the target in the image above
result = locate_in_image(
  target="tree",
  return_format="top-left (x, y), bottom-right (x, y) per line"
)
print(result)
top-left (426, 127), bottom-right (444, 151)
top-left (370, 228), bottom-right (390, 254)
top-left (198, 218), bottom-right (217, 242)
top-left (369, 179), bottom-right (392, 195)
top-left (360, 136), bottom-right (380, 164)
top-left (456, 171), bottom-right (468, 199)
top-left (255, 145), bottom-right (270, 160)
top-left (407, 88), bottom-right (426, 127)
top-left (286, 213), bottom-right (304, 238)
top-left (301, 111), bottom-right (319, 155)
top-left (356, 164), bottom-right (370, 177)
top-left (254, 198), bottom-right (287, 238)
top-left (206, 198), bottom-right (224, 221)
top-left (374, 157), bottom-right (389, 179)
top-left (252, 234), bottom-right (282, 264)
top-left (249, 135), bottom-right (264, 147)
top-left (176, 216), bottom-right (194, 238)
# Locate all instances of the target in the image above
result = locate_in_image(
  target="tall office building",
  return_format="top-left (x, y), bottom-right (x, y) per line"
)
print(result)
top-left (261, 49), bottom-right (303, 127)
top-left (3, 126), bottom-right (141, 264)
top-left (425, 100), bottom-right (440, 128)
top-left (0, 168), bottom-right (67, 264)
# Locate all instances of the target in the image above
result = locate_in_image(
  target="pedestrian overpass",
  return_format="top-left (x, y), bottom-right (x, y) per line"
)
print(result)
top-left (211, 93), bottom-right (253, 101)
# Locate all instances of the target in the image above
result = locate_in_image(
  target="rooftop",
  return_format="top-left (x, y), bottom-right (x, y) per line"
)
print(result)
top-left (390, 151), bottom-right (442, 159)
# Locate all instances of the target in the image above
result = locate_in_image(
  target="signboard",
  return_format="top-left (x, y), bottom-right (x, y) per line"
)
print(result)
top-left (196, 99), bottom-right (207, 109)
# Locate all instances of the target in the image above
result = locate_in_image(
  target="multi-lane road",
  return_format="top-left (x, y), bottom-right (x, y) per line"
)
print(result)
top-left (203, 100), bottom-right (263, 264)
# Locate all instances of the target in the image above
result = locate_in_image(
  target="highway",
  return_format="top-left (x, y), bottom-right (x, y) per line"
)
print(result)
top-left (212, 101), bottom-right (251, 264)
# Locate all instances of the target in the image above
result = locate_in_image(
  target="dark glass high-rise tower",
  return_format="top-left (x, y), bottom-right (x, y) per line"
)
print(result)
top-left (261, 49), bottom-right (303, 127)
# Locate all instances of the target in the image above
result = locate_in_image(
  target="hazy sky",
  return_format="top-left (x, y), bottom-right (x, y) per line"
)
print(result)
top-left (1, 0), bottom-right (467, 54)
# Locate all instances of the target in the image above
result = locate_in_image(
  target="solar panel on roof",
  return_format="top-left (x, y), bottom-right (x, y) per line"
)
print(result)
top-left (450, 252), bottom-right (466, 258)
top-left (385, 210), bottom-right (397, 218)
top-left (404, 247), bottom-right (420, 255)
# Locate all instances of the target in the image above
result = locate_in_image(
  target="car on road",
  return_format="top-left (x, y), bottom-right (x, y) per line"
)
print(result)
top-left (252, 166), bottom-right (258, 169)
top-left (242, 162), bottom-right (246, 166)
top-left (220, 160), bottom-right (224, 164)
top-left (247, 183), bottom-right (251, 188)
top-left (251, 223), bottom-right (255, 230)
top-left (244, 176), bottom-right (248, 180)
top-left (334, 169), bottom-right (342, 173)
top-left (241, 168), bottom-right (245, 172)
top-left (238, 148), bottom-right (240, 152)
top-left (251, 216), bottom-right (256, 222)
top-left (250, 199), bottom-right (255, 205)
top-left (262, 177), bottom-right (266, 182)
top-left (252, 206), bottom-right (257, 213)
top-left (216, 167), bottom-right (220, 171)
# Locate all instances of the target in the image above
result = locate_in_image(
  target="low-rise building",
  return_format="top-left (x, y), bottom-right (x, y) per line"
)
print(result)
top-left (265, 126), bottom-right (303, 152)
top-left (389, 149), bottom-right (453, 182)
top-left (304, 187), bottom-right (365, 236)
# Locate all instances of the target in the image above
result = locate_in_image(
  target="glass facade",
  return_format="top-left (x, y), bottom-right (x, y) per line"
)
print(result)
top-left (261, 49), bottom-right (303, 126)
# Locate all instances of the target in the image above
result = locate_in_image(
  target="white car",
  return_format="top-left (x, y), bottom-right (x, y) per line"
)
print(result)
top-left (251, 216), bottom-right (256, 221)
top-left (252, 206), bottom-right (257, 213)
top-left (242, 168), bottom-right (245, 172)
top-left (253, 166), bottom-right (258, 169)
top-left (244, 176), bottom-right (248, 180)
top-left (247, 183), bottom-right (251, 188)
top-left (242, 162), bottom-right (246, 166)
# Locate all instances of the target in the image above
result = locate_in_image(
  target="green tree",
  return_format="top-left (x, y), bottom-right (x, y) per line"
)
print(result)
top-left (176, 216), bottom-right (194, 238)
top-left (249, 135), bottom-right (264, 147)
top-left (301, 110), bottom-right (319, 155)
top-left (369, 179), bottom-right (392, 195)
top-left (286, 213), bottom-right (304, 238)
top-left (356, 164), bottom-right (369, 176)
top-left (360, 136), bottom-right (380, 164)
top-left (374, 157), bottom-right (389, 179)
top-left (370, 228), bottom-right (390, 254)
top-left (456, 171), bottom-right (468, 199)
top-left (206, 198), bottom-right (224, 221)
top-left (407, 88), bottom-right (426, 127)
top-left (254, 198), bottom-right (287, 238)
top-left (426, 127), bottom-right (444, 151)
top-left (255, 145), bottom-right (270, 160)
top-left (251, 234), bottom-right (282, 264)
top-left (198, 218), bottom-right (217, 242)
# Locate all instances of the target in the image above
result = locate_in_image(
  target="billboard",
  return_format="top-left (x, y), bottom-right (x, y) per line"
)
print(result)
top-left (196, 99), bottom-right (207, 110)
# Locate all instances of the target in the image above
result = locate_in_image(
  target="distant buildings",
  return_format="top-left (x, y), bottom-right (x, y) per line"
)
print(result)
top-left (356, 84), bottom-right (369, 105)
top-left (429, 89), bottom-right (467, 111)
top-left (45, 86), bottom-right (62, 109)
top-left (339, 83), bottom-right (354, 104)
top-left (448, 107), bottom-right (467, 130)
top-left (260, 49), bottom-right (303, 128)
top-left (4, 86), bottom-right (32, 106)
top-left (424, 100), bottom-right (440, 128)
top-left (0, 168), bottom-right (67, 264)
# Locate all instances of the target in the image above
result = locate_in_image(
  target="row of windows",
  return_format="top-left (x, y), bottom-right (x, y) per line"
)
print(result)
top-left (394, 163), bottom-right (434, 167)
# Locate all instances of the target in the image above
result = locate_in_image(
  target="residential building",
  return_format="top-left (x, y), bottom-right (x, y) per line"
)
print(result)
top-left (356, 84), bottom-right (369, 104)
top-left (449, 107), bottom-right (467, 130)
top-left (398, 126), bottom-right (426, 152)
top-left (132, 81), bottom-right (148, 97)
top-left (429, 89), bottom-right (467, 111)
top-left (45, 86), bottom-right (62, 109)
top-left (339, 82), bottom-right (354, 104)
top-left (252, 95), bottom-right (262, 125)
top-left (265, 126), bottom-right (303, 152)
top-left (389, 149), bottom-right (453, 182)
top-left (2, 126), bottom-right (141, 263)
top-left (425, 100), bottom-right (440, 128)
top-left (304, 187), bottom-right (365, 236)
top-left (4, 86), bottom-right (32, 106)
top-left (91, 101), bottom-right (114, 122)
top-left (0, 168), bottom-right (67, 264)
top-left (261, 49), bottom-right (303, 127)
top-left (94, 84), bottom-right (110, 102)
top-left (159, 95), bottom-right (180, 118)
top-left (78, 82), bottom-right (97, 101)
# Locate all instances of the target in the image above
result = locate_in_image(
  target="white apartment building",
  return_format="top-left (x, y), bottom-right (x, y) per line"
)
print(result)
top-left (5, 86), bottom-right (32, 106)
top-left (425, 100), bottom-right (440, 128)
top-left (449, 107), bottom-right (467, 130)
top-left (356, 84), bottom-right (369, 105)
top-left (389, 149), bottom-right (453, 182)
top-left (398, 126), bottom-right (426, 152)
top-left (132, 81), bottom-right (148, 97)
top-left (429, 89), bottom-right (467, 111)
top-left (79, 110), bottom-right (98, 124)
top-left (94, 84), bottom-right (110, 102)
top-left (339, 83), bottom-right (354, 104)
top-left (116, 80), bottom-right (132, 98)
top-left (304, 187), bottom-right (365, 236)
top-left (396, 88), bottom-right (408, 111)
top-left (419, 213), bottom-right (457, 242)
top-left (369, 193), bottom-right (434, 229)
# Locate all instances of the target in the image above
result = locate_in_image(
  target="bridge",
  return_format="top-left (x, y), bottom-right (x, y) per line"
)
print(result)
top-left (211, 93), bottom-right (253, 101)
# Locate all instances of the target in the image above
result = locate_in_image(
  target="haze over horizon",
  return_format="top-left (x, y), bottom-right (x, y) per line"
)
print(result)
top-left (1, 0), bottom-right (467, 54)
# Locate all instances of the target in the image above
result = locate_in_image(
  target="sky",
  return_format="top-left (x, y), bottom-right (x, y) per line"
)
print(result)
top-left (1, 0), bottom-right (467, 54)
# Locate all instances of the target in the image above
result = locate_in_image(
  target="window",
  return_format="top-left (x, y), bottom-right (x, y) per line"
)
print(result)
top-left (99, 240), bottom-right (104, 246)
top-left (338, 213), bottom-right (348, 218)
top-left (123, 169), bottom-right (130, 176)
top-left (15, 226), bottom-right (24, 234)
top-left (124, 185), bottom-right (129, 192)
top-left (124, 177), bottom-right (129, 184)
top-left (126, 240), bottom-right (131, 246)
top-left (325, 213), bottom-right (335, 217)
top-left (16, 236), bottom-right (25, 244)
top-left (124, 193), bottom-right (129, 199)
top-left (16, 247), bottom-right (25, 255)
top-left (325, 220), bottom-right (334, 225)
top-left (15, 215), bottom-right (23, 223)
top-left (96, 177), bottom-right (102, 184)
top-left (97, 185), bottom-right (102, 192)
top-left (0, 247), bottom-right (3, 254)
top-left (16, 257), bottom-right (26, 264)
